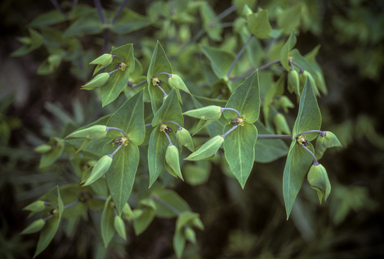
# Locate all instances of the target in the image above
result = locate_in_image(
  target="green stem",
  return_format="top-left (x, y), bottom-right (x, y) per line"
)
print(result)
top-left (108, 68), bottom-right (120, 75)
top-left (291, 61), bottom-right (304, 73)
top-left (106, 127), bottom-right (127, 136)
top-left (231, 60), bottom-right (281, 81)
top-left (108, 145), bottom-right (123, 158)
top-left (50, 0), bottom-right (66, 17)
top-left (132, 79), bottom-right (147, 88)
top-left (63, 199), bottom-right (79, 209)
top-left (112, 54), bottom-right (125, 63)
top-left (257, 134), bottom-right (293, 140)
top-left (227, 35), bottom-right (254, 78)
top-left (163, 121), bottom-right (183, 130)
top-left (299, 144), bottom-right (319, 165)
top-left (211, 5), bottom-right (237, 23)
top-left (153, 72), bottom-right (172, 78)
top-left (221, 107), bottom-right (241, 117)
top-left (93, 0), bottom-right (105, 24)
top-left (157, 84), bottom-right (168, 97)
top-left (44, 201), bottom-right (58, 208)
top-left (43, 215), bottom-right (53, 222)
top-left (296, 130), bottom-right (324, 138)
top-left (151, 195), bottom-right (180, 216)
top-left (111, 0), bottom-right (130, 24)
top-left (92, 195), bottom-right (108, 201)
top-left (221, 125), bottom-right (238, 138)
top-left (164, 132), bottom-right (173, 146)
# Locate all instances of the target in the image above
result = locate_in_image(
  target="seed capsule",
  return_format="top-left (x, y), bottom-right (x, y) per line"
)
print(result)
top-left (315, 131), bottom-right (342, 159)
top-left (89, 54), bottom-right (113, 66)
top-left (168, 74), bottom-right (191, 94)
top-left (176, 128), bottom-right (194, 152)
top-left (23, 200), bottom-right (46, 212)
top-left (34, 144), bottom-right (52, 154)
top-left (165, 145), bottom-right (183, 180)
top-left (66, 125), bottom-right (107, 140)
top-left (21, 219), bottom-right (46, 235)
top-left (307, 163), bottom-right (331, 204)
top-left (185, 135), bottom-right (224, 161)
top-left (114, 216), bottom-right (127, 240)
top-left (81, 73), bottom-right (110, 90)
top-left (83, 155), bottom-right (113, 186)
top-left (184, 227), bottom-right (197, 244)
top-left (274, 113), bottom-right (291, 135)
top-left (183, 105), bottom-right (222, 121)
top-left (288, 70), bottom-right (300, 96)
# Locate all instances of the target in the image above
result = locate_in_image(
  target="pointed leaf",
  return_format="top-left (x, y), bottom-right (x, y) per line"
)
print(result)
top-left (39, 137), bottom-right (64, 168)
top-left (110, 9), bottom-right (152, 34)
top-left (280, 32), bottom-right (296, 71)
top-left (101, 197), bottom-right (115, 247)
top-left (277, 3), bottom-right (302, 34)
top-left (152, 89), bottom-right (183, 127)
top-left (148, 126), bottom-right (169, 187)
top-left (247, 10), bottom-right (272, 39)
top-left (200, 45), bottom-right (235, 79)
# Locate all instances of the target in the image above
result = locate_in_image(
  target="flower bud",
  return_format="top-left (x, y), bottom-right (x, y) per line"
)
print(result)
top-left (165, 145), bottom-right (183, 180)
top-left (299, 71), bottom-right (319, 96)
top-left (288, 70), bottom-right (300, 96)
top-left (242, 4), bottom-right (253, 16)
top-left (81, 73), bottom-right (110, 90)
top-left (168, 74), bottom-right (191, 94)
top-left (21, 219), bottom-right (45, 235)
top-left (307, 164), bottom-right (331, 204)
top-left (83, 155), bottom-right (113, 186)
top-left (114, 216), bottom-right (127, 240)
top-left (274, 113), bottom-right (291, 135)
top-left (131, 209), bottom-right (143, 219)
top-left (122, 203), bottom-right (133, 220)
top-left (275, 96), bottom-right (294, 113)
top-left (34, 144), bottom-right (52, 154)
top-left (315, 131), bottom-right (342, 159)
top-left (176, 128), bottom-right (195, 152)
top-left (185, 135), bottom-right (224, 161)
top-left (184, 227), bottom-right (197, 244)
top-left (66, 125), bottom-right (107, 139)
top-left (90, 54), bottom-right (113, 66)
top-left (23, 200), bottom-right (45, 212)
top-left (183, 105), bottom-right (222, 121)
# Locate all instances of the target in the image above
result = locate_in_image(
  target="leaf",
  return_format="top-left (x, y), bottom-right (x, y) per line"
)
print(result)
top-left (224, 70), bottom-right (260, 123)
top-left (100, 44), bottom-right (135, 107)
top-left (107, 90), bottom-right (145, 145)
top-left (39, 137), bottom-right (64, 168)
top-left (200, 45), bottom-right (235, 80)
top-left (152, 89), bottom-right (183, 127)
top-left (110, 9), bottom-right (152, 34)
top-left (148, 126), bottom-right (169, 187)
top-left (152, 189), bottom-right (191, 218)
top-left (247, 10), bottom-right (272, 39)
top-left (277, 3), bottom-right (302, 35)
top-left (101, 196), bottom-right (115, 247)
top-left (147, 41), bottom-right (173, 114)
top-left (63, 12), bottom-right (103, 38)
top-left (283, 142), bottom-right (314, 219)
top-left (292, 78), bottom-right (322, 141)
top-left (33, 186), bottom-right (64, 258)
top-left (29, 10), bottom-right (66, 27)
top-left (133, 199), bottom-right (156, 235)
top-left (200, 3), bottom-right (222, 41)
top-left (106, 142), bottom-right (139, 215)
top-left (280, 32), bottom-right (296, 71)
top-left (254, 121), bottom-right (289, 163)
top-left (11, 29), bottom-right (44, 57)
top-left (224, 123), bottom-right (257, 188)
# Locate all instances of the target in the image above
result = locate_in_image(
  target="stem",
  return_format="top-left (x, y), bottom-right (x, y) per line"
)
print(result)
top-left (113, 208), bottom-right (119, 217)
top-left (108, 68), bottom-right (120, 75)
top-left (102, 29), bottom-right (109, 54)
top-left (231, 60), bottom-right (281, 82)
top-left (50, 0), bottom-right (66, 17)
top-left (92, 195), bottom-right (108, 201)
top-left (145, 124), bottom-right (152, 128)
top-left (172, 28), bottom-right (205, 59)
top-left (163, 121), bottom-right (183, 130)
top-left (221, 125), bottom-right (238, 138)
top-left (132, 79), bottom-right (147, 88)
top-left (43, 215), bottom-right (53, 222)
top-left (69, 0), bottom-right (79, 17)
top-left (270, 105), bottom-right (279, 115)
top-left (227, 35), bottom-right (254, 78)
top-left (153, 72), bottom-right (172, 78)
top-left (211, 5), bottom-right (237, 23)
top-left (112, 55), bottom-right (125, 63)
top-left (64, 199), bottom-right (79, 209)
top-left (93, 0), bottom-right (105, 24)
top-left (112, 0), bottom-right (130, 24)
top-left (151, 195), bottom-right (180, 216)
top-left (212, 22), bottom-right (234, 28)
top-left (299, 144), bottom-right (319, 165)
top-left (164, 132), bottom-right (173, 146)
top-left (291, 61), bottom-right (304, 73)
top-left (221, 107), bottom-right (241, 117)
top-left (296, 130), bottom-right (324, 138)
top-left (108, 145), bottom-right (123, 158)
top-left (289, 59), bottom-right (294, 71)
top-left (257, 134), bottom-right (293, 140)
top-left (106, 127), bottom-right (127, 136)
top-left (258, 59), bottom-right (281, 71)
top-left (157, 85), bottom-right (168, 97)
top-left (44, 202), bottom-right (58, 208)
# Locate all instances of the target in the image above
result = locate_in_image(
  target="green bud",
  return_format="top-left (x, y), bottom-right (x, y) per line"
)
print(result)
top-left (21, 219), bottom-right (45, 235)
top-left (34, 144), bottom-right (52, 154)
top-left (66, 125), bottom-right (107, 139)
top-left (185, 135), bottom-right (224, 161)
top-left (183, 105), bottom-right (222, 121)
top-left (274, 113), bottom-right (291, 135)
top-left (48, 54), bottom-right (61, 66)
top-left (277, 96), bottom-right (294, 113)
top-left (299, 71), bottom-right (319, 96)
top-left (192, 217), bottom-right (204, 230)
top-left (307, 164), bottom-right (331, 204)
top-left (242, 4), bottom-right (253, 16)
top-left (168, 74), bottom-right (191, 94)
top-left (184, 227), bottom-right (197, 245)
top-left (83, 155), bottom-right (113, 186)
top-left (131, 209), bottom-right (143, 219)
top-left (122, 203), bottom-right (133, 220)
top-left (114, 216), bottom-right (127, 240)
top-left (90, 54), bottom-right (113, 66)
top-left (81, 73), bottom-right (110, 90)
top-left (23, 200), bottom-right (45, 212)
top-left (176, 128), bottom-right (195, 152)
top-left (315, 131), bottom-right (342, 160)
top-left (165, 145), bottom-right (183, 180)
top-left (234, 17), bottom-right (247, 33)
top-left (315, 71), bottom-right (328, 95)
top-left (288, 70), bottom-right (300, 96)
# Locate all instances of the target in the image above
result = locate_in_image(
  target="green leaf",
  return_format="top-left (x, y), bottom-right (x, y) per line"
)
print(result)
top-left (101, 197), bottom-right (115, 247)
top-left (165, 145), bottom-right (183, 180)
top-left (224, 123), bottom-right (257, 188)
top-left (283, 142), bottom-right (314, 219)
top-left (200, 45), bottom-right (235, 80)
top-left (106, 142), bottom-right (139, 215)
top-left (107, 90), bottom-right (145, 145)
top-left (277, 3), bottom-right (302, 35)
top-left (100, 44), bottom-right (135, 107)
top-left (29, 10), bottom-right (66, 27)
top-left (133, 199), bottom-right (156, 235)
top-left (114, 216), bottom-right (126, 240)
top-left (63, 12), bottom-right (103, 38)
top-left (148, 126), bottom-right (169, 187)
top-left (110, 9), bottom-right (152, 34)
top-left (224, 70), bottom-right (260, 123)
top-left (280, 32), bottom-right (296, 71)
top-left (147, 41), bottom-right (173, 114)
top-left (200, 3), bottom-right (222, 41)
top-left (11, 29), bottom-right (44, 57)
top-left (84, 155), bottom-right (113, 186)
top-left (152, 89), bottom-right (183, 127)
top-left (33, 186), bottom-right (63, 258)
top-left (152, 189), bottom-right (191, 218)
top-left (254, 121), bottom-right (289, 163)
top-left (185, 135), bottom-right (224, 161)
top-left (292, 78), bottom-right (322, 141)
top-left (39, 137), bottom-right (64, 168)
top-left (247, 10), bottom-right (272, 39)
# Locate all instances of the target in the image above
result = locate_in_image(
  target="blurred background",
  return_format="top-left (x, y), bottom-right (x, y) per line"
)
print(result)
top-left (0, 0), bottom-right (383, 258)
